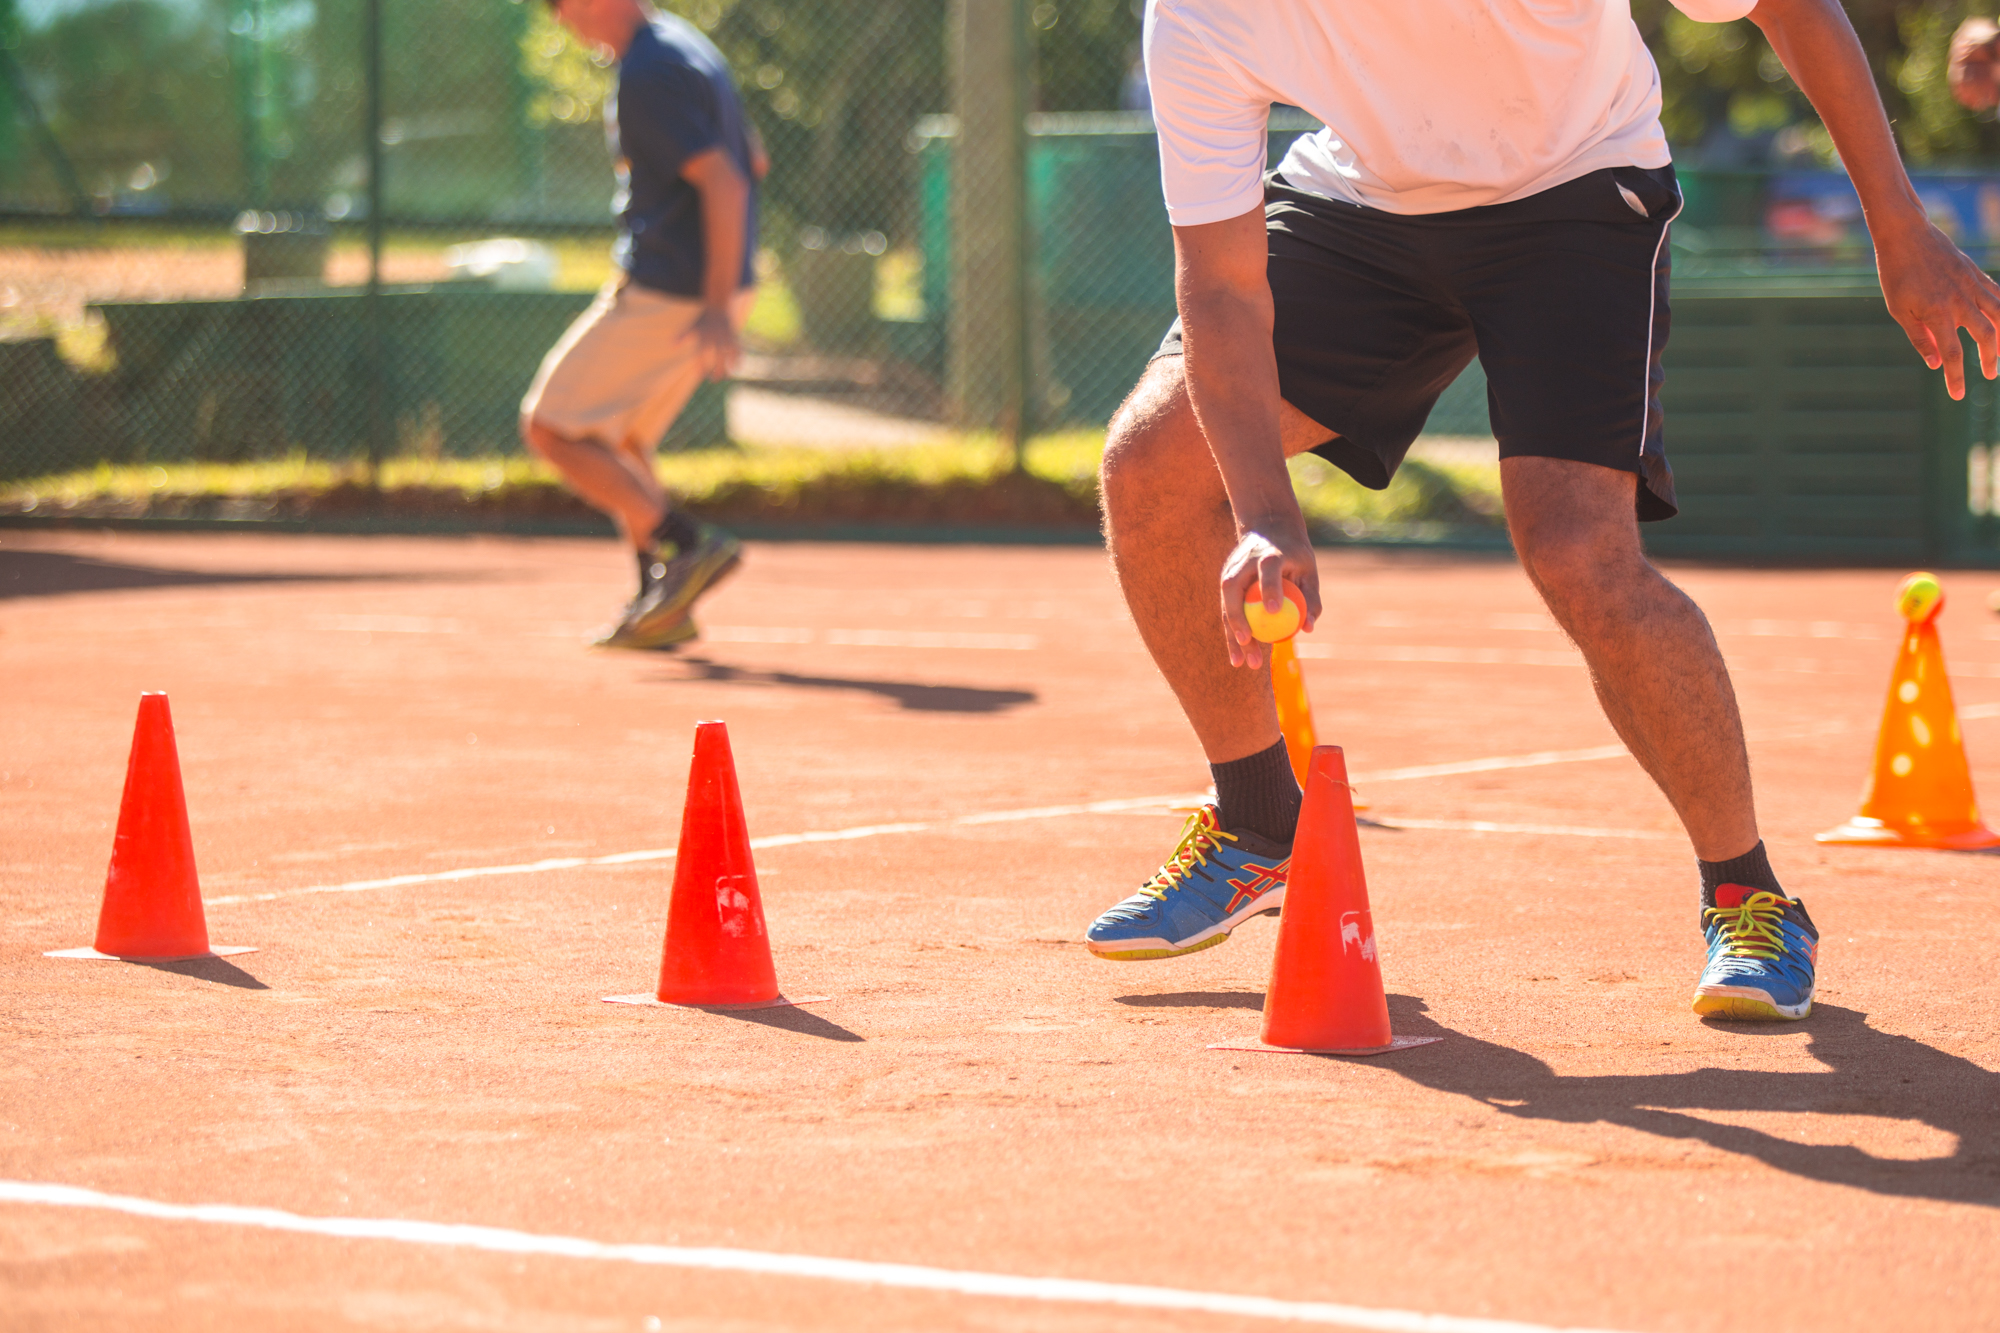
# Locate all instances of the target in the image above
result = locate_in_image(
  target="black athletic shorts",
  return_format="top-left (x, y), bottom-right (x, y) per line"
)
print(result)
top-left (1154, 164), bottom-right (1683, 521)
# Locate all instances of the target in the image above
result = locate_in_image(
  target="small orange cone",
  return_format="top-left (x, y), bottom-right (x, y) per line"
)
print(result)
top-left (1818, 573), bottom-right (2000, 850)
top-left (1268, 638), bottom-right (1317, 789)
top-left (604, 721), bottom-right (823, 1010)
top-left (47, 693), bottom-right (254, 963)
top-left (1211, 745), bottom-right (1437, 1056)
top-left (1268, 634), bottom-right (1365, 811)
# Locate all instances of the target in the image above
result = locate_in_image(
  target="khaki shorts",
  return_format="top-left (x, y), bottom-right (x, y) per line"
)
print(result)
top-left (521, 281), bottom-right (754, 451)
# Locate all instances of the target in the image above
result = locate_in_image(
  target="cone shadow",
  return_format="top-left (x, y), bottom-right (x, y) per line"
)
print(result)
top-left (134, 955), bottom-right (270, 990)
top-left (708, 1005), bottom-right (865, 1042)
top-left (1115, 991), bottom-right (1265, 1011)
top-left (1371, 995), bottom-right (2000, 1208)
top-left (657, 658), bottom-right (1037, 714)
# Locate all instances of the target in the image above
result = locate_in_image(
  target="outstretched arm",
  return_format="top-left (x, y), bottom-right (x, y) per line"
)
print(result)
top-left (1750, 0), bottom-right (2000, 397)
top-left (1172, 210), bottom-right (1321, 669)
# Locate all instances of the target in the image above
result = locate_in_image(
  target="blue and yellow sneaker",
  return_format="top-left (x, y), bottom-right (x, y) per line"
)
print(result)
top-left (1692, 883), bottom-right (1819, 1020)
top-left (1084, 805), bottom-right (1290, 960)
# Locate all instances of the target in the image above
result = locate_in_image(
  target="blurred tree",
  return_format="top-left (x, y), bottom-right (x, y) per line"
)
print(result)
top-left (1635, 0), bottom-right (2000, 166)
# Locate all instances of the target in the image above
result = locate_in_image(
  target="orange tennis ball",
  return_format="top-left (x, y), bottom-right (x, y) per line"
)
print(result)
top-left (1896, 571), bottom-right (1944, 624)
top-left (1243, 578), bottom-right (1304, 643)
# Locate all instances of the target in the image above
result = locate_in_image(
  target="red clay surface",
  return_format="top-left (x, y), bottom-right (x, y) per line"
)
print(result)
top-left (3, 529), bottom-right (1998, 1333)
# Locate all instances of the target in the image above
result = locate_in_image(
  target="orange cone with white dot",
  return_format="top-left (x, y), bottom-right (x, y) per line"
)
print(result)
top-left (1818, 573), bottom-right (2000, 850)
top-left (603, 721), bottom-right (824, 1010)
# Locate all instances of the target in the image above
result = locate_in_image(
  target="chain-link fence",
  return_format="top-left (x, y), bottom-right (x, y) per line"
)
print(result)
top-left (1, 0), bottom-right (1154, 485)
top-left (13, 0), bottom-right (2000, 496)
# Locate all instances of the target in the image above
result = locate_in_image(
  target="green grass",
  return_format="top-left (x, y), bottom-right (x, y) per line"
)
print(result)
top-left (0, 428), bottom-right (1504, 528)
top-left (2, 432), bottom-right (1503, 535)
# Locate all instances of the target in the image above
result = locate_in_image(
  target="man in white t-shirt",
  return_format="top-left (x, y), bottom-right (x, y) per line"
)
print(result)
top-left (1083, 0), bottom-right (2000, 1023)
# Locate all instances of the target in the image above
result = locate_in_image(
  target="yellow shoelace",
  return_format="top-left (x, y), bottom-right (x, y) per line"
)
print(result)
top-left (1139, 807), bottom-right (1238, 901)
top-left (1703, 891), bottom-right (1790, 961)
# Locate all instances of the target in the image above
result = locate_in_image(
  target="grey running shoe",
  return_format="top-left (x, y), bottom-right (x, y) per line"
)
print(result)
top-left (591, 594), bottom-right (700, 651)
top-left (647, 523), bottom-right (742, 620)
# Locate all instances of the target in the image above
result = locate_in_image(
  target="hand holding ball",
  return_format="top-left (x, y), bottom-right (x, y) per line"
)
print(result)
top-left (1896, 571), bottom-right (1944, 624)
top-left (1243, 578), bottom-right (1305, 643)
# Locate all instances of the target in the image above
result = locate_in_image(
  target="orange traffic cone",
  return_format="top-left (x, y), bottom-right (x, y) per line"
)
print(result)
top-left (1211, 745), bottom-right (1437, 1056)
top-left (47, 693), bottom-right (254, 963)
top-left (1819, 574), bottom-right (2000, 850)
top-left (604, 721), bottom-right (823, 1010)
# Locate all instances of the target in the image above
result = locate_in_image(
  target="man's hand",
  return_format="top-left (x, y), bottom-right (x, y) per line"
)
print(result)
top-left (1219, 522), bottom-right (1319, 671)
top-left (1873, 214), bottom-right (2000, 399)
top-left (689, 305), bottom-right (742, 381)
top-left (1949, 17), bottom-right (2000, 111)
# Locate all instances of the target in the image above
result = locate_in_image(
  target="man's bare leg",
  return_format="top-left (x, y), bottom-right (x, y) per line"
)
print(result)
top-left (521, 416), bottom-right (667, 549)
top-left (1099, 357), bottom-right (1335, 765)
top-left (1501, 456), bottom-right (1759, 862)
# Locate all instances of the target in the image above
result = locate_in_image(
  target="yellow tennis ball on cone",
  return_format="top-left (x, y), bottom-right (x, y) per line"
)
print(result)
top-left (1896, 571), bottom-right (1944, 624)
top-left (1244, 578), bottom-right (1305, 643)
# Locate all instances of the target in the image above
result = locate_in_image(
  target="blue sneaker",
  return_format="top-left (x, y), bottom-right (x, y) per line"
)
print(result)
top-left (1085, 805), bottom-right (1290, 960)
top-left (1692, 883), bottom-right (1819, 1020)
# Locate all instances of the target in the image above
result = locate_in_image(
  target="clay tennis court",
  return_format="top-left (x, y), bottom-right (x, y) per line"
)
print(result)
top-left (4, 528), bottom-right (1998, 1332)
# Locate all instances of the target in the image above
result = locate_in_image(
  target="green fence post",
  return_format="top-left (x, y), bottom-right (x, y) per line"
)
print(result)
top-left (363, 0), bottom-right (387, 487)
top-left (949, 0), bottom-right (1032, 469)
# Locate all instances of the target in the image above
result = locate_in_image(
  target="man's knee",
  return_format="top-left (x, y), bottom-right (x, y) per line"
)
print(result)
top-left (1101, 360), bottom-right (1198, 505)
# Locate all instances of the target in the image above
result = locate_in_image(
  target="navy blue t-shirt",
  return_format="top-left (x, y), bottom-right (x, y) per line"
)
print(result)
top-left (608, 14), bottom-right (758, 297)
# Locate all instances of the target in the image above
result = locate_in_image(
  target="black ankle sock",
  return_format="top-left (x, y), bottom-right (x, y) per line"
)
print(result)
top-left (1698, 840), bottom-right (1784, 909)
top-left (651, 508), bottom-right (703, 555)
top-left (1210, 740), bottom-right (1302, 845)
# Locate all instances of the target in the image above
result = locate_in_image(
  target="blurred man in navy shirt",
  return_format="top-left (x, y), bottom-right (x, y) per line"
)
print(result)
top-left (523, 0), bottom-right (764, 649)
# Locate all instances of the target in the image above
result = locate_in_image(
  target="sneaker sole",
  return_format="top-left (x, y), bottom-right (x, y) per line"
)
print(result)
top-left (1691, 986), bottom-right (1812, 1021)
top-left (1085, 900), bottom-right (1282, 962)
top-left (594, 617), bottom-right (700, 651)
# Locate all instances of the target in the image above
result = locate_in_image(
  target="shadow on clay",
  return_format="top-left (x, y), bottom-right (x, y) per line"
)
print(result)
top-left (1374, 993), bottom-right (2000, 1208)
top-left (707, 1005), bottom-right (866, 1042)
top-left (132, 955), bottom-right (270, 990)
top-left (1114, 991), bottom-right (1264, 1011)
top-left (651, 657), bottom-right (1037, 715)
top-left (0, 550), bottom-right (433, 602)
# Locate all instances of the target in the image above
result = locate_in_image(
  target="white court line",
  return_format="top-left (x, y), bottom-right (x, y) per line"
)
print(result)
top-left (203, 714), bottom-right (2000, 908)
top-left (0, 1180), bottom-right (1634, 1333)
top-left (1376, 819), bottom-right (1673, 841)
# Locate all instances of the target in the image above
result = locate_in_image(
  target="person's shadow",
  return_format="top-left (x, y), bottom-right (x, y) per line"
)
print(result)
top-left (1130, 990), bottom-right (2000, 1206)
top-left (655, 656), bottom-right (1037, 714)
top-left (1380, 994), bottom-right (2000, 1207)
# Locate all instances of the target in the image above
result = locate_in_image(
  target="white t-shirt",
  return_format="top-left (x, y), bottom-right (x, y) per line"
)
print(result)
top-left (1145, 0), bottom-right (1757, 223)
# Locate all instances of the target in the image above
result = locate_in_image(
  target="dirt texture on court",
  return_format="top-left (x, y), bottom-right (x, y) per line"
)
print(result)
top-left (3, 530), bottom-right (1998, 1333)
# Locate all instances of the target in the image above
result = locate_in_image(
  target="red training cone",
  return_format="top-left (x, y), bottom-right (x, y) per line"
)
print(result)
top-left (604, 721), bottom-right (822, 1010)
top-left (48, 693), bottom-right (254, 963)
top-left (1211, 745), bottom-right (1436, 1056)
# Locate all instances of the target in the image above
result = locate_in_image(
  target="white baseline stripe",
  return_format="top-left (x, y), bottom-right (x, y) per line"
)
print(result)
top-left (204, 711), bottom-right (2000, 908)
top-left (1377, 819), bottom-right (1674, 841)
top-left (0, 1180), bottom-right (1634, 1333)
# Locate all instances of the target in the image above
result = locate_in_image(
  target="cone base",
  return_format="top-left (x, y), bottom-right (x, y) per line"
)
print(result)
top-left (1209, 1035), bottom-right (1441, 1057)
top-left (602, 992), bottom-right (827, 1011)
top-left (1815, 818), bottom-right (2000, 850)
top-left (47, 945), bottom-right (257, 963)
